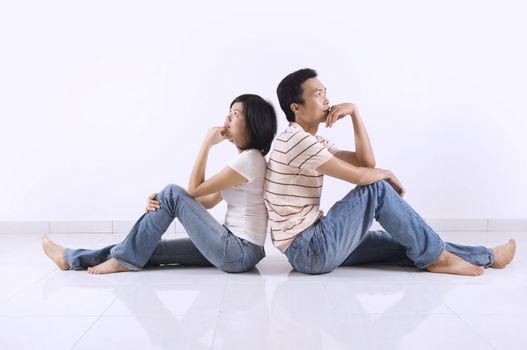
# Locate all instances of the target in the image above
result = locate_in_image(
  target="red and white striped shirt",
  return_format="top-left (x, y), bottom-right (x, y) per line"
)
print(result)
top-left (264, 122), bottom-right (338, 252)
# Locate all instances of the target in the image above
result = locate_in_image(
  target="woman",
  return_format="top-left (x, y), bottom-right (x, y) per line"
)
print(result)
top-left (42, 94), bottom-right (277, 274)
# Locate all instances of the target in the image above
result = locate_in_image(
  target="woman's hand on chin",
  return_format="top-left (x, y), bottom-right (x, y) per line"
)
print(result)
top-left (204, 127), bottom-right (228, 147)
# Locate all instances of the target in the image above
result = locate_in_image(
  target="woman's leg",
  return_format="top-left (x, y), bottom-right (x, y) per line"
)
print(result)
top-left (152, 185), bottom-right (259, 272)
top-left (91, 184), bottom-right (259, 274)
top-left (41, 235), bottom-right (114, 270)
top-left (146, 236), bottom-right (265, 272)
top-left (65, 245), bottom-right (114, 270)
top-left (146, 238), bottom-right (213, 267)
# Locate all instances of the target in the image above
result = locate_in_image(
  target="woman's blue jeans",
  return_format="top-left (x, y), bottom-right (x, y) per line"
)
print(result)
top-left (64, 184), bottom-right (265, 273)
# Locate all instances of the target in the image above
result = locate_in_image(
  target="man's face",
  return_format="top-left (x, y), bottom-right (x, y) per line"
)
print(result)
top-left (295, 77), bottom-right (331, 124)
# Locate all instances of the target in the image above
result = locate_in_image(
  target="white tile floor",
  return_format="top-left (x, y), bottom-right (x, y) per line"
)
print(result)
top-left (0, 231), bottom-right (525, 350)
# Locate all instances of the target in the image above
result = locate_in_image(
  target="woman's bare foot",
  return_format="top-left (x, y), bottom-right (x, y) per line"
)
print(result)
top-left (41, 235), bottom-right (69, 270)
top-left (426, 250), bottom-right (484, 276)
top-left (88, 258), bottom-right (129, 275)
top-left (491, 239), bottom-right (516, 269)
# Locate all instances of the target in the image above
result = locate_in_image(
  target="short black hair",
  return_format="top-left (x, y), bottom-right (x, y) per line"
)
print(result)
top-left (230, 94), bottom-right (277, 156)
top-left (276, 68), bottom-right (318, 122)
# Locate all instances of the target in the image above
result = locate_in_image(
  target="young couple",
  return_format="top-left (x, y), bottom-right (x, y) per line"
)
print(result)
top-left (43, 69), bottom-right (516, 276)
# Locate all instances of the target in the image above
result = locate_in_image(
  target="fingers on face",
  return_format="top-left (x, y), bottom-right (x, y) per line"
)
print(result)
top-left (326, 107), bottom-right (344, 127)
top-left (329, 115), bottom-right (339, 127)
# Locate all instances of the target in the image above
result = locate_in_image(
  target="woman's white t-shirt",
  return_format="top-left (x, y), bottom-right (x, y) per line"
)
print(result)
top-left (220, 149), bottom-right (268, 246)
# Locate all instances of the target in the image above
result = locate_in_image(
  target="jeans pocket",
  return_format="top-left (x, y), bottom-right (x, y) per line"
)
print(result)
top-left (289, 236), bottom-right (326, 274)
top-left (244, 243), bottom-right (265, 270)
top-left (287, 245), bottom-right (315, 274)
top-left (220, 232), bottom-right (245, 273)
top-left (309, 249), bottom-right (325, 274)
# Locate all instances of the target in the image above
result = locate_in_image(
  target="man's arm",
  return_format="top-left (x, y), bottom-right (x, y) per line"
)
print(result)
top-left (326, 103), bottom-right (376, 168)
top-left (317, 156), bottom-right (405, 196)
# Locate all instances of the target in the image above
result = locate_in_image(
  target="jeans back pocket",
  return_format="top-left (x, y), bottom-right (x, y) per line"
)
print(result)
top-left (220, 232), bottom-right (245, 273)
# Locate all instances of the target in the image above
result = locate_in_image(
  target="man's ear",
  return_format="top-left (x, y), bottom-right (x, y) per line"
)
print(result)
top-left (290, 103), bottom-right (301, 115)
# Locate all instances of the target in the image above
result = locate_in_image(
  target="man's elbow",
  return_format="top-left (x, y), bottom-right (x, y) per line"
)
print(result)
top-left (355, 155), bottom-right (375, 168)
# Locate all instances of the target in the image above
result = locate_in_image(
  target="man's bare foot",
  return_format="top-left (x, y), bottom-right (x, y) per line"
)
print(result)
top-left (41, 235), bottom-right (69, 270)
top-left (426, 250), bottom-right (484, 276)
top-left (491, 239), bottom-right (516, 269)
top-left (88, 258), bottom-right (130, 275)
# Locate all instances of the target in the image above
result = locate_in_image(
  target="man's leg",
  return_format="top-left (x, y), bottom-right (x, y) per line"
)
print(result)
top-left (443, 242), bottom-right (493, 267)
top-left (340, 230), bottom-right (414, 267)
top-left (340, 231), bottom-right (498, 268)
top-left (320, 180), bottom-right (484, 275)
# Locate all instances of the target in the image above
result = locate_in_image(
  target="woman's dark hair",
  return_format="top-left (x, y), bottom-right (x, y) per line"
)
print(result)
top-left (230, 94), bottom-right (277, 156)
top-left (276, 68), bottom-right (318, 122)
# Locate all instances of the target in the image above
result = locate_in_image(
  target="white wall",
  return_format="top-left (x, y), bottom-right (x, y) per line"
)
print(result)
top-left (1, 0), bottom-right (526, 222)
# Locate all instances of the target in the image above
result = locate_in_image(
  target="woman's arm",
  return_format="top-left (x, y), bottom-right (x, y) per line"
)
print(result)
top-left (196, 193), bottom-right (223, 209)
top-left (144, 192), bottom-right (223, 213)
top-left (187, 127), bottom-right (248, 198)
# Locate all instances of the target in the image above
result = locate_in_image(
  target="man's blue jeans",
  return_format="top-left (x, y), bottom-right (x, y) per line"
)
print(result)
top-left (284, 180), bottom-right (493, 275)
top-left (64, 184), bottom-right (265, 273)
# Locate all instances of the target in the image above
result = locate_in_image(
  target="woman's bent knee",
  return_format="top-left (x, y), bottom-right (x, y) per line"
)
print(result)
top-left (158, 184), bottom-right (189, 203)
top-left (161, 184), bottom-right (185, 195)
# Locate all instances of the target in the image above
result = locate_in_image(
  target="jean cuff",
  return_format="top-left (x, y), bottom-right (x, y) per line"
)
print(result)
top-left (485, 247), bottom-right (495, 268)
top-left (63, 248), bottom-right (74, 270)
top-left (419, 240), bottom-right (446, 270)
top-left (110, 252), bottom-right (142, 271)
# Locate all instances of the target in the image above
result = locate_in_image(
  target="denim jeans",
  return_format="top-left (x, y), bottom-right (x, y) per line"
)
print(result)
top-left (284, 180), bottom-right (494, 275)
top-left (64, 184), bottom-right (266, 273)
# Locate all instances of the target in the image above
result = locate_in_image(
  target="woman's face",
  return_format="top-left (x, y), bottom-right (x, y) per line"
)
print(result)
top-left (224, 102), bottom-right (248, 149)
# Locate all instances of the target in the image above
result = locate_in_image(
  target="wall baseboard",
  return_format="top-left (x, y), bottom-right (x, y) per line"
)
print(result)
top-left (0, 220), bottom-right (186, 235)
top-left (0, 218), bottom-right (526, 235)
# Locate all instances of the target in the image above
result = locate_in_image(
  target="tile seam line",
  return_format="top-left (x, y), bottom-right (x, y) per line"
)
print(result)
top-left (209, 277), bottom-right (229, 349)
top-left (70, 293), bottom-right (120, 349)
top-left (442, 301), bottom-right (499, 350)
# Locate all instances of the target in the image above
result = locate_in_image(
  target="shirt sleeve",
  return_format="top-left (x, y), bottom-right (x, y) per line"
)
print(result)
top-left (288, 133), bottom-right (334, 171)
top-left (317, 136), bottom-right (339, 155)
top-left (228, 150), bottom-right (255, 182)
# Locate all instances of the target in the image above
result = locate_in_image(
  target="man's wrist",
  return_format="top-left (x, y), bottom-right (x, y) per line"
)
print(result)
top-left (377, 168), bottom-right (392, 180)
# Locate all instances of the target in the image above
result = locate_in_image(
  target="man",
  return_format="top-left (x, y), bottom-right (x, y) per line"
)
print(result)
top-left (264, 68), bottom-right (515, 275)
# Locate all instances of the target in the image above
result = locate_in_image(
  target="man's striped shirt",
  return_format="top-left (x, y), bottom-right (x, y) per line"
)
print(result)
top-left (264, 122), bottom-right (338, 252)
